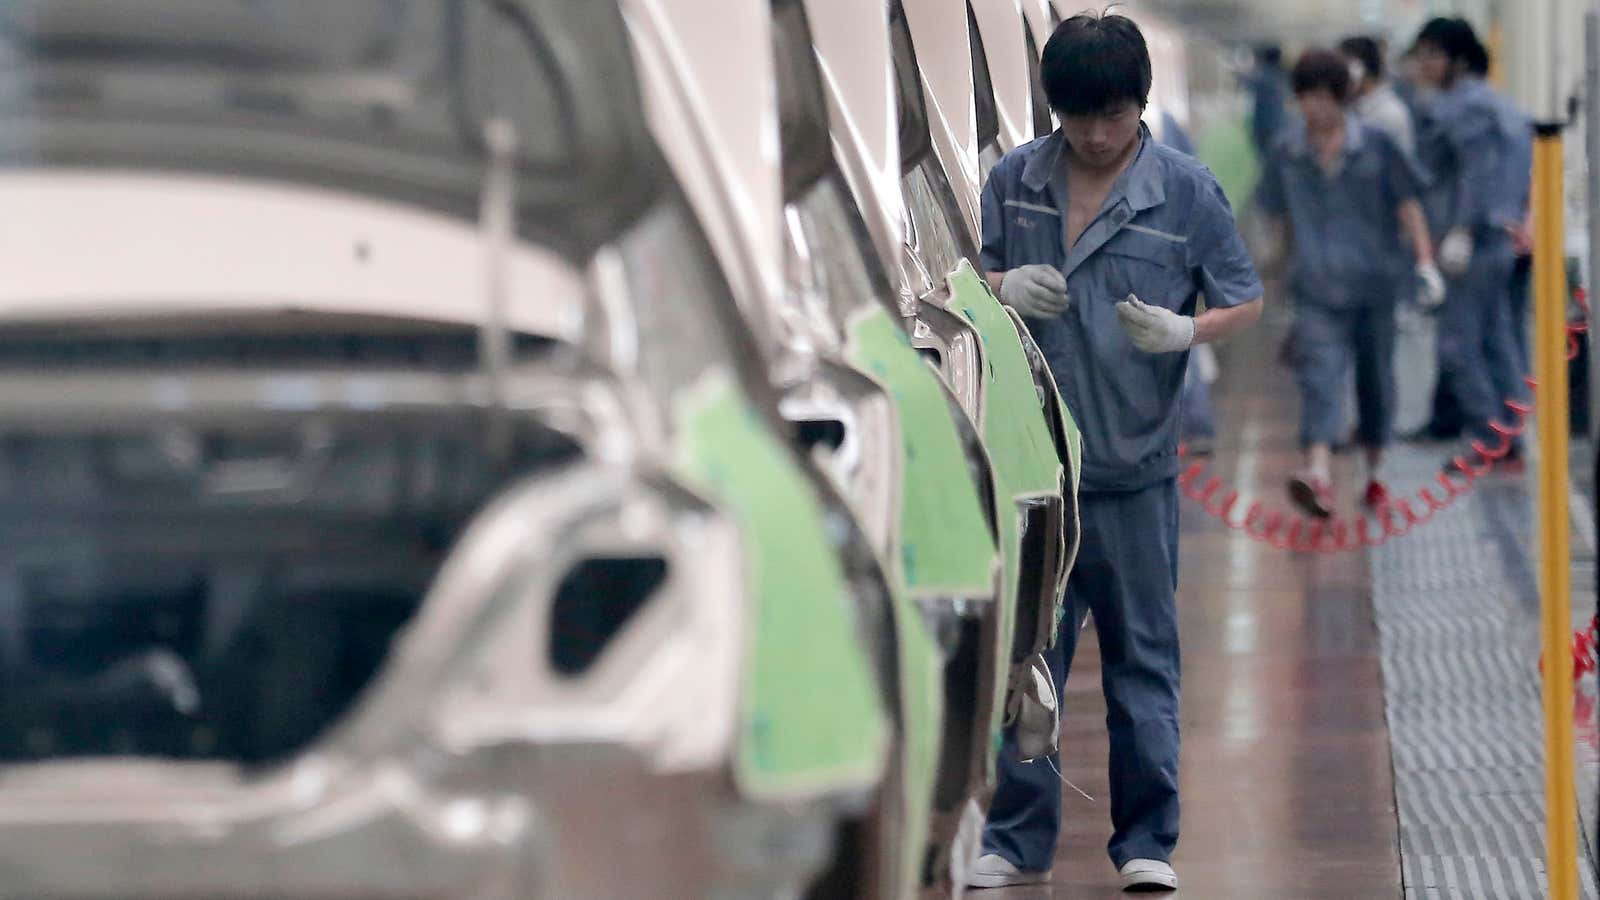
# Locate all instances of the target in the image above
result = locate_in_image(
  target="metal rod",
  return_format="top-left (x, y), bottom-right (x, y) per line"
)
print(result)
top-left (1534, 121), bottom-right (1579, 900)
top-left (479, 118), bottom-right (518, 464)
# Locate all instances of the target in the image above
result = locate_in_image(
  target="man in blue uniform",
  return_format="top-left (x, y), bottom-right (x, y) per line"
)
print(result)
top-left (1257, 49), bottom-right (1443, 517)
top-left (1411, 17), bottom-right (1530, 469)
top-left (968, 13), bottom-right (1263, 893)
top-left (1242, 44), bottom-right (1290, 162)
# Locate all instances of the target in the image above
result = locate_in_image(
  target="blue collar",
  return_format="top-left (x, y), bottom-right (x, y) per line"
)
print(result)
top-left (1283, 114), bottom-right (1367, 161)
top-left (1021, 122), bottom-right (1166, 212)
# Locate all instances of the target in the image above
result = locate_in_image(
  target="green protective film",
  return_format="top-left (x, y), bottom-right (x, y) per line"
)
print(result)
top-left (944, 260), bottom-right (1064, 762)
top-left (945, 260), bottom-right (1061, 497)
top-left (843, 305), bottom-right (994, 893)
top-left (673, 374), bottom-right (888, 799)
top-left (844, 307), bottom-right (994, 595)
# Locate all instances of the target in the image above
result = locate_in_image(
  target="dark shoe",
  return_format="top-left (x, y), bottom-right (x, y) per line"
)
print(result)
top-left (1288, 473), bottom-right (1335, 518)
top-left (1403, 423), bottom-right (1460, 443)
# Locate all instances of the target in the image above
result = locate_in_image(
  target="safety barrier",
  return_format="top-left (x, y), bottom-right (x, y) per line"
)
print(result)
top-left (1176, 310), bottom-right (1590, 555)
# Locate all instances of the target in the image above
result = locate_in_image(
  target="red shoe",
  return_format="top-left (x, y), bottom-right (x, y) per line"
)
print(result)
top-left (1363, 480), bottom-right (1391, 510)
top-left (1287, 474), bottom-right (1335, 519)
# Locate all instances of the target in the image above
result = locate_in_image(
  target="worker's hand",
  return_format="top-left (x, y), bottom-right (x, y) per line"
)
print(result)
top-left (1508, 217), bottom-right (1534, 257)
top-left (1439, 229), bottom-right (1473, 277)
top-left (1415, 262), bottom-right (1447, 309)
top-left (1115, 294), bottom-right (1195, 354)
top-left (1000, 264), bottom-right (1070, 319)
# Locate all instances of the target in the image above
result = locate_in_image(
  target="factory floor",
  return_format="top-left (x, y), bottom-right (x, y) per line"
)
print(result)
top-left (986, 307), bottom-right (1599, 898)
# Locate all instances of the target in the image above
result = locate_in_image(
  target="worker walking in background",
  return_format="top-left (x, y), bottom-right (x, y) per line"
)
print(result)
top-left (1338, 36), bottom-right (1416, 155)
top-left (1257, 49), bottom-right (1443, 517)
top-left (1410, 17), bottom-right (1530, 470)
top-left (1242, 44), bottom-right (1290, 162)
top-left (1337, 35), bottom-right (1437, 437)
top-left (1461, 30), bottom-right (1535, 387)
top-left (972, 12), bottom-right (1263, 891)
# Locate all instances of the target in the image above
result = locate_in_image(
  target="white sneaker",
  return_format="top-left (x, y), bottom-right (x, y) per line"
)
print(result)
top-left (967, 853), bottom-right (1051, 889)
top-left (1119, 858), bottom-right (1177, 892)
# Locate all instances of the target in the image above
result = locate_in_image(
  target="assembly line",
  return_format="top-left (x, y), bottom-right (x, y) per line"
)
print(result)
top-left (0, 0), bottom-right (1595, 898)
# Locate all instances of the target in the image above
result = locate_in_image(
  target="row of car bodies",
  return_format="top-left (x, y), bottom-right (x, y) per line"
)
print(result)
top-left (0, 0), bottom-right (1084, 897)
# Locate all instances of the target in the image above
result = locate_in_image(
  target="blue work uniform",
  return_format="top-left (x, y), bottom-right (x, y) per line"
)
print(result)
top-left (1418, 77), bottom-right (1530, 444)
top-left (1149, 112), bottom-right (1219, 443)
top-left (1242, 64), bottom-right (1290, 161)
top-left (977, 124), bottom-right (1261, 871)
top-left (1255, 116), bottom-right (1424, 449)
top-left (1153, 112), bottom-right (1218, 441)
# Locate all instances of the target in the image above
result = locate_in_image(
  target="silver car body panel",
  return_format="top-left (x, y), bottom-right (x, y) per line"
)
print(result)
top-left (619, 0), bottom-right (785, 354)
top-left (0, 172), bottom-right (588, 343)
top-left (804, 0), bottom-right (908, 292)
top-left (971, 0), bottom-right (1036, 153)
top-left (902, 0), bottom-right (984, 242)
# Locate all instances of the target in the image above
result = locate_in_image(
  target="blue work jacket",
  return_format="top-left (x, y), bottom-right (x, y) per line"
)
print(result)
top-left (979, 125), bottom-right (1262, 491)
top-left (1256, 116), bottom-right (1424, 309)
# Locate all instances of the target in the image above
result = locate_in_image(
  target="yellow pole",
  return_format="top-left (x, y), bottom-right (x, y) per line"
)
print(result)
top-left (1533, 122), bottom-right (1578, 900)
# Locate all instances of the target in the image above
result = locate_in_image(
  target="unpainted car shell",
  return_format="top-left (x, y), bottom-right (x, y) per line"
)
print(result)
top-left (624, 2), bottom-right (961, 899)
top-left (835, 0), bottom-right (1075, 890)
top-left (0, 173), bottom-right (783, 900)
top-left (777, 1), bottom-right (1007, 895)
top-left (898, 0), bottom-right (1074, 686)
top-left (0, 1), bottom-right (890, 896)
top-left (967, 0), bottom-right (1083, 566)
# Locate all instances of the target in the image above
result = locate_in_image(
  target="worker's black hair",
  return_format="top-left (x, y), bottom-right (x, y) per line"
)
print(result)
top-left (1290, 48), bottom-right (1352, 103)
top-left (1040, 13), bottom-right (1151, 117)
top-left (1254, 44), bottom-right (1282, 67)
top-left (1338, 35), bottom-right (1384, 81)
top-left (1462, 28), bottom-right (1491, 76)
top-left (1411, 16), bottom-right (1480, 65)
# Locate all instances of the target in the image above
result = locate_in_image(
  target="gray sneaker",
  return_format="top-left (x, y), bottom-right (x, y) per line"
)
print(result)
top-left (968, 853), bottom-right (1051, 889)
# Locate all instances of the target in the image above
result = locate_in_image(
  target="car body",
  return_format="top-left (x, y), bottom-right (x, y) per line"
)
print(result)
top-left (0, 1), bottom-right (888, 897)
top-left (1018, 0), bottom-right (1061, 139)
top-left (626, 0), bottom-right (995, 897)
top-left (828, 0), bottom-right (1079, 888)
top-left (968, 0), bottom-right (1035, 179)
top-left (965, 0), bottom-right (1083, 573)
top-left (777, 0), bottom-right (1011, 895)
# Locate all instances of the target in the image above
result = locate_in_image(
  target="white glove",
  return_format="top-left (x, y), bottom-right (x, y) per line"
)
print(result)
top-left (1438, 229), bottom-right (1473, 277)
top-left (1000, 264), bottom-right (1070, 319)
top-left (1416, 261), bottom-right (1447, 309)
top-left (1115, 294), bottom-right (1195, 354)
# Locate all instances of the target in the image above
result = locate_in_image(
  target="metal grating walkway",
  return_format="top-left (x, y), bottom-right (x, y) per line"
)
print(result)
top-left (1372, 442), bottom-right (1600, 899)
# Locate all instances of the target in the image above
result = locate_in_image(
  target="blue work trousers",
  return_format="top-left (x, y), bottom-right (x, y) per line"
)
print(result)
top-left (983, 479), bottom-right (1181, 872)
top-left (1508, 255), bottom-right (1532, 376)
top-left (1291, 300), bottom-right (1397, 448)
top-left (1437, 235), bottom-right (1526, 443)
